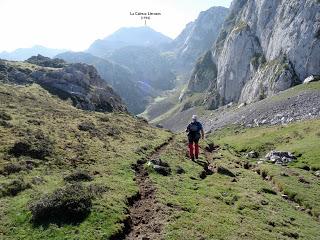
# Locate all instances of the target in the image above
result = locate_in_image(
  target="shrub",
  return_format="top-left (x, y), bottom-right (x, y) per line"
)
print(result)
top-left (2, 163), bottom-right (23, 175)
top-left (0, 179), bottom-right (31, 197)
top-left (0, 120), bottom-right (13, 128)
top-left (0, 111), bottom-right (12, 121)
top-left (78, 121), bottom-right (96, 132)
top-left (29, 183), bottom-right (92, 225)
top-left (64, 170), bottom-right (93, 182)
top-left (258, 188), bottom-right (277, 195)
top-left (87, 183), bottom-right (108, 197)
top-left (9, 131), bottom-right (53, 159)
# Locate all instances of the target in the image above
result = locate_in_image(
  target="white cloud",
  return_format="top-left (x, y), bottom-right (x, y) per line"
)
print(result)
top-left (0, 0), bottom-right (232, 52)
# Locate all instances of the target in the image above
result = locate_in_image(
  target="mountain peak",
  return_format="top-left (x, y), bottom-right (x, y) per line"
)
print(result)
top-left (87, 26), bottom-right (171, 57)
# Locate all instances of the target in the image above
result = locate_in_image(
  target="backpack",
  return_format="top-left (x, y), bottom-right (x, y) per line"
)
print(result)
top-left (189, 122), bottom-right (199, 132)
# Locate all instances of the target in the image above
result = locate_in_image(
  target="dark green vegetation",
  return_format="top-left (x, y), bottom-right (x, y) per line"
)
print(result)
top-left (0, 83), bottom-right (172, 239)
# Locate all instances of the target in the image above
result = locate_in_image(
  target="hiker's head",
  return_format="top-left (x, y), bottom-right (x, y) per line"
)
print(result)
top-left (192, 115), bottom-right (198, 122)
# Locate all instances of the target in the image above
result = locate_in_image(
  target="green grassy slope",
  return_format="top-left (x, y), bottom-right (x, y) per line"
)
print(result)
top-left (145, 121), bottom-right (320, 239)
top-left (1, 83), bottom-right (319, 239)
top-left (0, 83), bottom-right (172, 239)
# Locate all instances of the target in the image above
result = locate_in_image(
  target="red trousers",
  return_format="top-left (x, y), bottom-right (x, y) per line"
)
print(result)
top-left (188, 143), bottom-right (199, 159)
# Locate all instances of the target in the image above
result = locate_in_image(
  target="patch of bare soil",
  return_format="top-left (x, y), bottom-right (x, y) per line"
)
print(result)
top-left (125, 137), bottom-right (174, 240)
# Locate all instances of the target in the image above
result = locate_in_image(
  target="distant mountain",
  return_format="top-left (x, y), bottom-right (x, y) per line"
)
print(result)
top-left (109, 46), bottom-right (176, 91)
top-left (56, 51), bottom-right (155, 114)
top-left (87, 27), bottom-right (172, 57)
top-left (0, 55), bottom-right (126, 112)
top-left (168, 7), bottom-right (229, 73)
top-left (0, 45), bottom-right (67, 61)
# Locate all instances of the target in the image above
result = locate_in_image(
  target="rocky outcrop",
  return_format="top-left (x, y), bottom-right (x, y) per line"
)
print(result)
top-left (0, 55), bottom-right (127, 112)
top-left (169, 7), bottom-right (229, 72)
top-left (188, 0), bottom-right (320, 109)
top-left (26, 54), bottom-right (66, 68)
top-left (188, 51), bottom-right (217, 93)
top-left (56, 51), bottom-right (153, 114)
top-left (265, 151), bottom-right (296, 166)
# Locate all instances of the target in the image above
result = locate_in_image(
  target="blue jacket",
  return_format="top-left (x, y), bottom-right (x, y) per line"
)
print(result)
top-left (187, 121), bottom-right (203, 135)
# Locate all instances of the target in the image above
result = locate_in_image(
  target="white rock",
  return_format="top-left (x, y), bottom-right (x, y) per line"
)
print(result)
top-left (303, 75), bottom-right (319, 84)
top-left (238, 103), bottom-right (246, 109)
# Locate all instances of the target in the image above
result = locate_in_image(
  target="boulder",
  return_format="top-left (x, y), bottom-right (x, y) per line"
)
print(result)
top-left (314, 171), bottom-right (320, 178)
top-left (176, 166), bottom-right (185, 174)
top-left (153, 165), bottom-right (171, 176)
top-left (265, 151), bottom-right (296, 165)
top-left (147, 159), bottom-right (171, 176)
top-left (303, 75), bottom-right (320, 84)
top-left (246, 151), bottom-right (258, 158)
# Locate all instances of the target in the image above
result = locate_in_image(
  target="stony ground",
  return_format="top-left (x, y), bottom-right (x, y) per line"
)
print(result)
top-left (160, 82), bottom-right (320, 132)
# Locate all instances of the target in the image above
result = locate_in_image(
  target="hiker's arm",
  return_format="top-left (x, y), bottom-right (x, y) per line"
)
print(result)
top-left (201, 129), bottom-right (205, 139)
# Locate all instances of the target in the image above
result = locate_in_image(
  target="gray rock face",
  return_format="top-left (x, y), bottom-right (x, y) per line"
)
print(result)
top-left (188, 0), bottom-right (320, 108)
top-left (56, 51), bottom-right (153, 114)
top-left (0, 56), bottom-right (127, 112)
top-left (170, 7), bottom-right (229, 72)
top-left (188, 51), bottom-right (217, 93)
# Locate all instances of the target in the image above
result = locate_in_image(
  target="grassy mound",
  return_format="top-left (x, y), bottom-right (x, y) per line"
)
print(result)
top-left (29, 184), bottom-right (92, 225)
top-left (64, 170), bottom-right (93, 182)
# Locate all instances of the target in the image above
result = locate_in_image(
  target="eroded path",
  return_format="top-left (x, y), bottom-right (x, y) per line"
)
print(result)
top-left (125, 136), bottom-right (175, 240)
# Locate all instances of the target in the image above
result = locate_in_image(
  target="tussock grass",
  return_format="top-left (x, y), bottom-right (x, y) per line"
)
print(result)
top-left (0, 83), bottom-right (172, 239)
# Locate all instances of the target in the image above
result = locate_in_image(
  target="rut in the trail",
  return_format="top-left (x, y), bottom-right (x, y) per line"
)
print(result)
top-left (198, 143), bottom-right (219, 179)
top-left (121, 136), bottom-right (174, 240)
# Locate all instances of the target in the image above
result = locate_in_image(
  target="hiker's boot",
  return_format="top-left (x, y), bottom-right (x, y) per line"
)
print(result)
top-left (191, 155), bottom-right (195, 161)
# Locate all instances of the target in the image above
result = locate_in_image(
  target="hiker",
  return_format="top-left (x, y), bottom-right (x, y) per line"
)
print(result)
top-left (186, 115), bottom-right (204, 160)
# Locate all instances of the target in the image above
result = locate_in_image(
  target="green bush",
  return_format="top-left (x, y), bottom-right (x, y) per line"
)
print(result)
top-left (29, 183), bottom-right (92, 225)
top-left (64, 170), bottom-right (93, 182)
top-left (0, 111), bottom-right (12, 121)
top-left (0, 179), bottom-right (31, 197)
top-left (9, 131), bottom-right (53, 159)
top-left (1, 163), bottom-right (23, 175)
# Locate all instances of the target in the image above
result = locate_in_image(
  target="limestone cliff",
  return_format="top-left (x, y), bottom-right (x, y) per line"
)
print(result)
top-left (188, 0), bottom-right (320, 109)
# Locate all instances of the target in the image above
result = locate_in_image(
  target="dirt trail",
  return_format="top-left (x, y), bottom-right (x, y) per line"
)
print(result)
top-left (197, 143), bottom-right (219, 179)
top-left (124, 136), bottom-right (175, 240)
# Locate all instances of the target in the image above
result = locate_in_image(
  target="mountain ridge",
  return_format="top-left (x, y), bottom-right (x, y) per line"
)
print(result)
top-left (0, 45), bottom-right (67, 61)
top-left (0, 55), bottom-right (127, 112)
top-left (87, 26), bottom-right (172, 58)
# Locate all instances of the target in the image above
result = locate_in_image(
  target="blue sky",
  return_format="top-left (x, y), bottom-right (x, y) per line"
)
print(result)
top-left (0, 0), bottom-right (232, 52)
